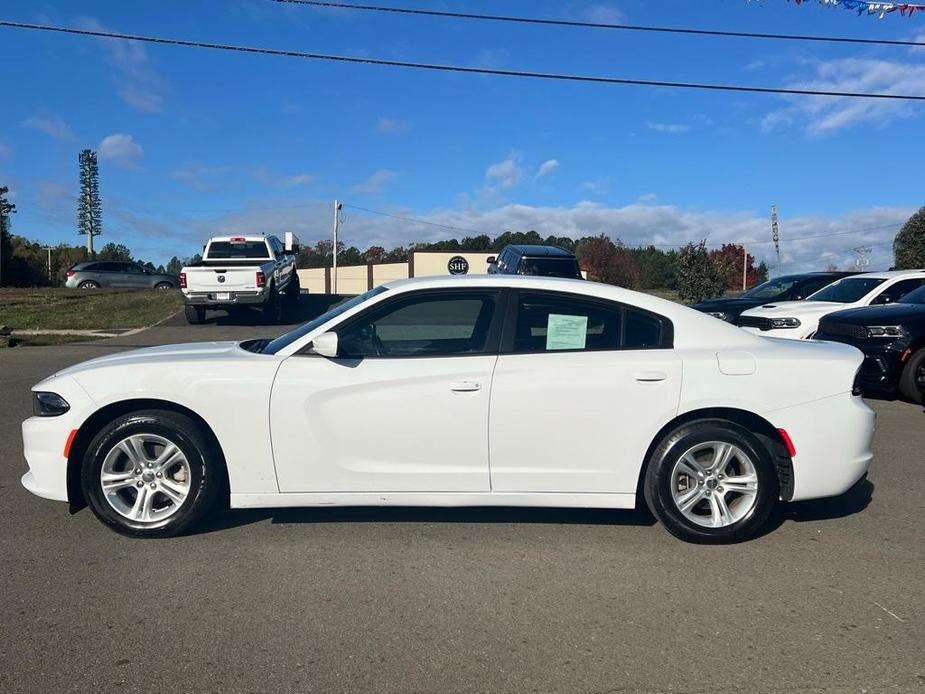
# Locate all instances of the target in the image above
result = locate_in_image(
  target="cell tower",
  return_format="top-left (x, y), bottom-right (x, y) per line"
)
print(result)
top-left (852, 246), bottom-right (872, 271)
top-left (78, 149), bottom-right (102, 255)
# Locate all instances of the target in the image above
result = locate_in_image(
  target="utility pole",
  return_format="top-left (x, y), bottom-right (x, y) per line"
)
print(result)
top-left (43, 247), bottom-right (54, 283)
top-left (742, 244), bottom-right (747, 291)
top-left (852, 246), bottom-right (872, 271)
top-left (332, 200), bottom-right (342, 294)
top-left (770, 205), bottom-right (781, 275)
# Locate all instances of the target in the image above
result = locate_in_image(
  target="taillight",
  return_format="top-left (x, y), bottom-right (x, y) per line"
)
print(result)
top-left (256, 271), bottom-right (266, 288)
top-left (179, 272), bottom-right (187, 288)
top-left (66, 270), bottom-right (75, 277)
top-left (776, 428), bottom-right (796, 458)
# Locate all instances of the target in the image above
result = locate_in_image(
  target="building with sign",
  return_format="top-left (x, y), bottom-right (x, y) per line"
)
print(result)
top-left (296, 250), bottom-right (495, 295)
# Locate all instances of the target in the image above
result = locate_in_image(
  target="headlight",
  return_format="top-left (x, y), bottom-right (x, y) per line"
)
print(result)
top-left (770, 317), bottom-right (801, 329)
top-left (32, 391), bottom-right (70, 417)
top-left (866, 325), bottom-right (907, 338)
top-left (707, 311), bottom-right (733, 322)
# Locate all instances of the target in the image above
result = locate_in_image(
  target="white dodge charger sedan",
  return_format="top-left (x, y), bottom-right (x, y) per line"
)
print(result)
top-left (738, 270), bottom-right (925, 340)
top-left (22, 275), bottom-right (875, 543)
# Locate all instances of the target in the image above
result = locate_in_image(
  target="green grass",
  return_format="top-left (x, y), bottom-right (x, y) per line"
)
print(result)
top-left (0, 288), bottom-right (184, 331)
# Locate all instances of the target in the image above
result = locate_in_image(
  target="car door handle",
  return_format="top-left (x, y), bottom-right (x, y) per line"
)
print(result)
top-left (449, 381), bottom-right (481, 392)
top-left (634, 371), bottom-right (667, 383)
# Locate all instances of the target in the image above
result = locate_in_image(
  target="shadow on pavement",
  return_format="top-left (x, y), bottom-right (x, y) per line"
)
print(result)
top-left (767, 477), bottom-right (873, 532)
top-left (190, 294), bottom-right (347, 327)
top-left (195, 505), bottom-right (658, 535)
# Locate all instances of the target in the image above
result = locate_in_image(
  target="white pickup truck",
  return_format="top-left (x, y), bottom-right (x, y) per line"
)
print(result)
top-left (180, 233), bottom-right (300, 324)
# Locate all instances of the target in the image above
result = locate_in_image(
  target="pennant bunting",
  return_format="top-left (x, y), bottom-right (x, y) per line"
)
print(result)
top-left (751, 0), bottom-right (925, 19)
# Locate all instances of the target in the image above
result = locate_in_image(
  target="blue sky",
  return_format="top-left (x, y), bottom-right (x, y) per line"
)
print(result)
top-left (1, 0), bottom-right (923, 271)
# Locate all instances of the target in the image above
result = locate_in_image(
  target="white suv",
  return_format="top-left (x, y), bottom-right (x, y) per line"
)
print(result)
top-left (737, 270), bottom-right (925, 339)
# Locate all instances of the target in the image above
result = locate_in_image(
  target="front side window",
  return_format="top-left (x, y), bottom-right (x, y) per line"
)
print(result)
top-left (808, 277), bottom-right (886, 303)
top-left (874, 278), bottom-right (925, 304)
top-left (512, 293), bottom-right (670, 353)
top-left (123, 263), bottom-right (144, 274)
top-left (338, 291), bottom-right (499, 358)
top-left (742, 276), bottom-right (798, 300)
top-left (899, 285), bottom-right (925, 305)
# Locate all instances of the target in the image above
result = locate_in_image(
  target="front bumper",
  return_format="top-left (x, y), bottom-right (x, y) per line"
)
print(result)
top-left (183, 289), bottom-right (268, 307)
top-left (21, 415), bottom-right (74, 502)
top-left (766, 393), bottom-right (875, 502)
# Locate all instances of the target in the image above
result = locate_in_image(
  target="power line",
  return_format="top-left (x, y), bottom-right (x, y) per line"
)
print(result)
top-left (2, 20), bottom-right (924, 100)
top-left (270, 0), bottom-right (925, 48)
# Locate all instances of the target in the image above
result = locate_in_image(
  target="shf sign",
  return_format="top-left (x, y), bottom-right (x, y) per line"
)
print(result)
top-left (447, 256), bottom-right (470, 275)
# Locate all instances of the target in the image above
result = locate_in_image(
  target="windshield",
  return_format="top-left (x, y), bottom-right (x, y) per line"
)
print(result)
top-left (899, 285), bottom-right (925, 305)
top-left (807, 277), bottom-right (886, 303)
top-left (206, 241), bottom-right (270, 259)
top-left (742, 276), bottom-right (799, 300)
top-left (262, 286), bottom-right (389, 354)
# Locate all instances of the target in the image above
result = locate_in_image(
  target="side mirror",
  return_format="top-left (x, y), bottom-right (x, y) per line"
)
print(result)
top-left (871, 294), bottom-right (892, 305)
top-left (486, 256), bottom-right (496, 264)
top-left (309, 331), bottom-right (338, 358)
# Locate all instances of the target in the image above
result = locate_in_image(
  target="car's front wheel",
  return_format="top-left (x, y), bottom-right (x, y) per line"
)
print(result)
top-left (81, 410), bottom-right (223, 537)
top-left (644, 420), bottom-right (778, 543)
top-left (154, 281), bottom-right (174, 290)
top-left (79, 280), bottom-right (100, 289)
top-left (898, 347), bottom-right (925, 404)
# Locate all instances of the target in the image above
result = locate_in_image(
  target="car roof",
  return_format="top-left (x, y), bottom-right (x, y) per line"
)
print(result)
top-left (847, 269), bottom-right (925, 280)
top-left (207, 235), bottom-right (270, 243)
top-left (503, 244), bottom-right (575, 258)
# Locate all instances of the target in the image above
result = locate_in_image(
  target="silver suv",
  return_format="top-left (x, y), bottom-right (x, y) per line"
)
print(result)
top-left (65, 261), bottom-right (179, 289)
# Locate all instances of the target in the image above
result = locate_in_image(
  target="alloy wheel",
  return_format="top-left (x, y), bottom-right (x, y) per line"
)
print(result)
top-left (669, 441), bottom-right (759, 528)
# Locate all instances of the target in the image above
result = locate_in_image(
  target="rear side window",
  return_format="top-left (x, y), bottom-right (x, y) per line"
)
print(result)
top-left (511, 293), bottom-right (671, 353)
top-left (206, 241), bottom-right (270, 259)
top-left (876, 278), bottom-right (925, 304)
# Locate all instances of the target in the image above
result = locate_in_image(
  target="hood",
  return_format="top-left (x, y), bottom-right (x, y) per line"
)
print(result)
top-left (55, 341), bottom-right (245, 378)
top-left (689, 297), bottom-right (766, 314)
top-left (821, 303), bottom-right (925, 325)
top-left (740, 300), bottom-right (845, 318)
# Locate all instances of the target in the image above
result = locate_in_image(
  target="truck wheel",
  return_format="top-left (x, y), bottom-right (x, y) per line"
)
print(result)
top-left (262, 287), bottom-right (282, 324)
top-left (185, 305), bottom-right (205, 325)
top-left (899, 348), bottom-right (925, 404)
top-left (286, 273), bottom-right (300, 303)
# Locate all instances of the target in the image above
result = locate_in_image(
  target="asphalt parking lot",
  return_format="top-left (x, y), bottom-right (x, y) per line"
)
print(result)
top-left (1, 302), bottom-right (924, 693)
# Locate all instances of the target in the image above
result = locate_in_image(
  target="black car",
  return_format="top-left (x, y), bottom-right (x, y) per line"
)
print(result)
top-left (689, 271), bottom-right (858, 323)
top-left (487, 245), bottom-right (582, 279)
top-left (815, 283), bottom-right (925, 403)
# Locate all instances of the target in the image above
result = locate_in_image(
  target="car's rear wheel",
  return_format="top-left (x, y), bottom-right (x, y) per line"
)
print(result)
top-left (262, 286), bottom-right (282, 324)
top-left (154, 281), bottom-right (174, 290)
top-left (644, 420), bottom-right (778, 543)
top-left (184, 305), bottom-right (205, 324)
top-left (898, 348), bottom-right (925, 404)
top-left (81, 410), bottom-right (222, 537)
top-left (79, 280), bottom-right (100, 289)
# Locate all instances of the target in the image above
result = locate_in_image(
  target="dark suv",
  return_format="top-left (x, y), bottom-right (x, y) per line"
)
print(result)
top-left (65, 261), bottom-right (179, 289)
top-left (815, 282), bottom-right (925, 403)
top-left (487, 245), bottom-right (582, 279)
top-left (690, 271), bottom-right (858, 323)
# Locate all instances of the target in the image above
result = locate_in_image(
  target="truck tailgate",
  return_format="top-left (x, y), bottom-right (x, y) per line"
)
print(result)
top-left (186, 267), bottom-right (262, 291)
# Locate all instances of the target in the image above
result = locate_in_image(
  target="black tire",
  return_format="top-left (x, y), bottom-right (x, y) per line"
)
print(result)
top-left (80, 410), bottom-right (223, 538)
top-left (898, 347), bottom-right (925, 404)
top-left (262, 285), bottom-right (282, 324)
top-left (154, 282), bottom-right (174, 290)
top-left (184, 305), bottom-right (205, 324)
top-left (643, 419), bottom-right (779, 544)
top-left (79, 280), bottom-right (100, 289)
top-left (285, 273), bottom-right (300, 303)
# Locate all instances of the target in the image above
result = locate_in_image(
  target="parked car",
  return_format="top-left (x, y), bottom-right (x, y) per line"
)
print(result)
top-left (690, 271), bottom-right (857, 323)
top-left (815, 284), bottom-right (925, 403)
top-left (65, 261), bottom-right (178, 290)
top-left (487, 245), bottom-right (582, 279)
top-left (737, 270), bottom-right (925, 340)
top-left (180, 233), bottom-right (299, 324)
top-left (22, 274), bottom-right (874, 544)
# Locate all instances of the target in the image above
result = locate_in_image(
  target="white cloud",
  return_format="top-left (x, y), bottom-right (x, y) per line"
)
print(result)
top-left (579, 177), bottom-right (611, 196)
top-left (34, 181), bottom-right (74, 226)
top-left (0, 142), bottom-right (11, 159)
top-left (171, 164), bottom-right (232, 192)
top-left (21, 114), bottom-right (73, 140)
top-left (535, 159), bottom-right (560, 179)
top-left (645, 121), bottom-right (691, 134)
top-left (485, 152), bottom-right (523, 189)
top-left (254, 166), bottom-right (317, 188)
top-left (79, 16), bottom-right (169, 112)
top-left (744, 59), bottom-right (766, 71)
top-left (351, 169), bottom-right (397, 194)
top-left (574, 3), bottom-right (626, 23)
top-left (377, 117), bottom-right (411, 134)
top-left (182, 199), bottom-right (913, 273)
top-left (762, 58), bottom-right (925, 135)
top-left (98, 133), bottom-right (143, 169)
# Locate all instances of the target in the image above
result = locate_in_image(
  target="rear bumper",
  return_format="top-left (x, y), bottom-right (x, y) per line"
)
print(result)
top-left (765, 393), bottom-right (875, 502)
top-left (183, 289), bottom-right (269, 307)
